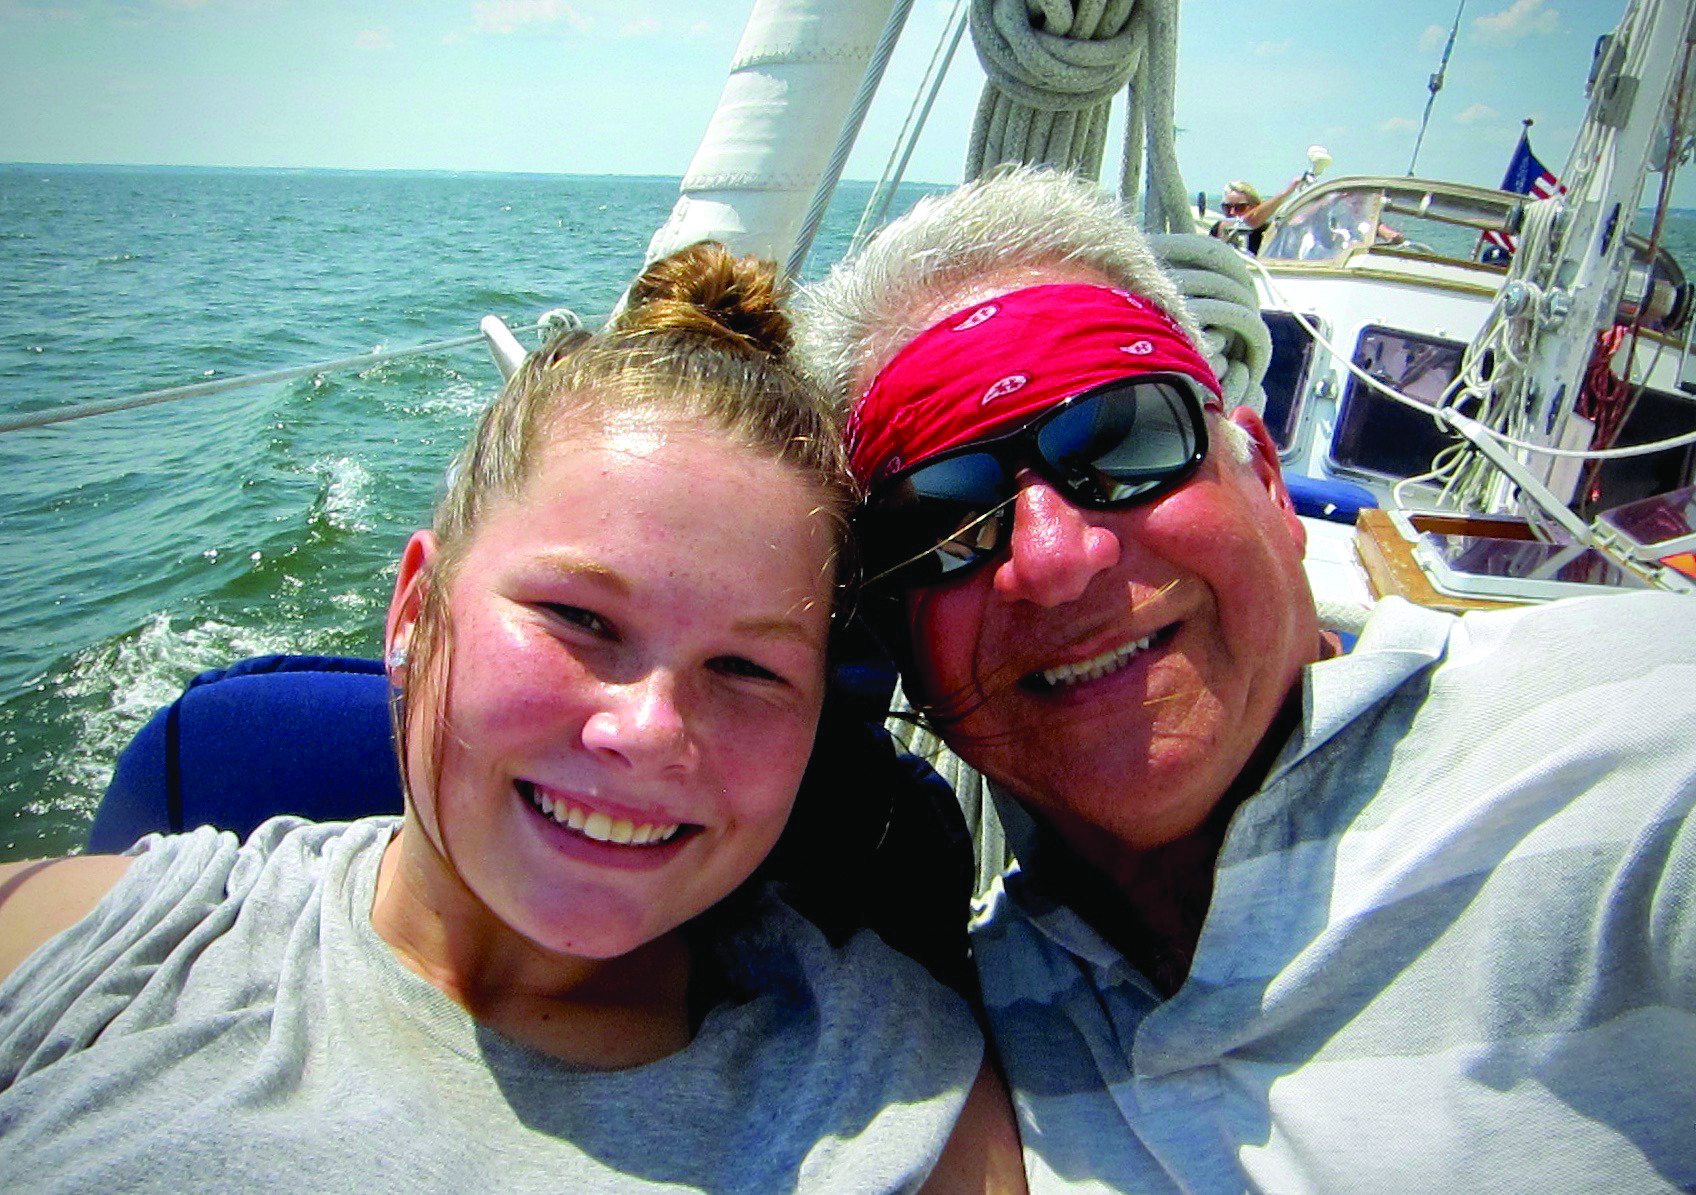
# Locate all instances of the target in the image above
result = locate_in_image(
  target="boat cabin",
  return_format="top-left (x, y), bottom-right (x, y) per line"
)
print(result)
top-left (1250, 176), bottom-right (1696, 520)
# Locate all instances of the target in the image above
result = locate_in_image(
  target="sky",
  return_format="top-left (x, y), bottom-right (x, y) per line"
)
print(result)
top-left (1, 0), bottom-right (1688, 208)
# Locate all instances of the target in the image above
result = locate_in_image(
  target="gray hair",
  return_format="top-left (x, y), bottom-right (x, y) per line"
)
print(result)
top-left (795, 166), bottom-right (1201, 410)
top-left (1217, 417), bottom-right (1253, 465)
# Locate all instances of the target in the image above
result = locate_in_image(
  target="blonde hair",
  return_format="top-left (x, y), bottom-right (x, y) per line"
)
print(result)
top-left (1223, 180), bottom-right (1261, 204)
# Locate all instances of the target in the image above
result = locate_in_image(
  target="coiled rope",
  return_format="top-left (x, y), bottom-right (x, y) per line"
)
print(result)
top-left (1148, 232), bottom-right (1272, 413)
top-left (966, 0), bottom-right (1138, 180)
top-left (965, 0), bottom-right (1268, 411)
top-left (1440, 195), bottom-right (1564, 509)
top-left (966, 0), bottom-right (1190, 233)
top-left (0, 320), bottom-right (554, 436)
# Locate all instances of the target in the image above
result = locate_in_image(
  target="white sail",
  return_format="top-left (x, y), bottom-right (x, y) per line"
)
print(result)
top-left (644, 0), bottom-right (901, 269)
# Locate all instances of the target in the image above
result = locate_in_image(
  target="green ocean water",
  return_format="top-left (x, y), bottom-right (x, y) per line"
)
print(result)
top-left (0, 168), bottom-right (944, 859)
top-left (1, 167), bottom-right (1692, 861)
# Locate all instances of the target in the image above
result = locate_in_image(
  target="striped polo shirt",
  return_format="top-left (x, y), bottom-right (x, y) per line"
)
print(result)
top-left (972, 592), bottom-right (1696, 1193)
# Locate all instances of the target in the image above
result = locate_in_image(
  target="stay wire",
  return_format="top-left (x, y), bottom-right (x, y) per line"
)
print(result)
top-left (0, 320), bottom-right (554, 436)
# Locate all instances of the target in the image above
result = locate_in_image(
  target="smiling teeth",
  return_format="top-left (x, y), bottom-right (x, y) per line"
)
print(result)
top-left (533, 790), bottom-right (681, 846)
top-left (1039, 634), bottom-right (1154, 688)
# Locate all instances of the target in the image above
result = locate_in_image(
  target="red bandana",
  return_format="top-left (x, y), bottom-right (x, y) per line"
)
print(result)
top-left (847, 283), bottom-right (1223, 485)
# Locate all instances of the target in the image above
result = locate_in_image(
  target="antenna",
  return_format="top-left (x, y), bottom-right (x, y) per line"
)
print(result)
top-left (1408, 0), bottom-right (1467, 175)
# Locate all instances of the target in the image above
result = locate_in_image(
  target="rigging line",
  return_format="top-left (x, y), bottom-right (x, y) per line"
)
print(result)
top-left (852, 0), bottom-right (970, 254)
top-left (1610, 31), bottom-right (1695, 436)
top-left (0, 321), bottom-right (551, 436)
top-left (1408, 0), bottom-right (1466, 176)
top-left (785, 0), bottom-right (917, 283)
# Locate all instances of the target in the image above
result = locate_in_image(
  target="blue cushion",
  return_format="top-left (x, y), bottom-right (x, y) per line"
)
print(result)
top-left (1286, 473), bottom-right (1378, 523)
top-left (88, 655), bottom-right (402, 853)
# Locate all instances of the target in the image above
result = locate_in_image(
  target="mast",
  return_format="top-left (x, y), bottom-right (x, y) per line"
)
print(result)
top-left (1473, 0), bottom-right (1696, 509)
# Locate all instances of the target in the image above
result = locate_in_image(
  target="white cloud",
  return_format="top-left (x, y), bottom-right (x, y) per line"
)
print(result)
top-left (355, 28), bottom-right (393, 51)
top-left (1250, 38), bottom-right (1291, 57)
top-left (1455, 102), bottom-right (1499, 125)
top-left (1419, 24), bottom-right (1448, 53)
top-left (473, 0), bottom-right (588, 36)
top-left (619, 16), bottom-right (660, 37)
top-left (1380, 116), bottom-right (1419, 133)
top-left (1474, 0), bottom-right (1560, 43)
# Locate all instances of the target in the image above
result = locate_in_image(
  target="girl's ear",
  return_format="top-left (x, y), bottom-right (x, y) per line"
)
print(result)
top-left (386, 530), bottom-right (438, 663)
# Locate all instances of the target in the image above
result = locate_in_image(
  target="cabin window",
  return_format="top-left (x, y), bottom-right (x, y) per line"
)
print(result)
top-left (1583, 386), bottom-right (1696, 512)
top-left (1330, 326), bottom-right (1464, 479)
top-left (1260, 311), bottom-right (1320, 453)
top-left (1261, 191), bottom-right (1380, 263)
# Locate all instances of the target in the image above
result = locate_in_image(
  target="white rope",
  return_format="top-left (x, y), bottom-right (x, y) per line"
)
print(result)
top-left (1314, 595), bottom-right (1374, 637)
top-left (966, 0), bottom-right (1140, 180)
top-left (1147, 232), bottom-right (1272, 414)
top-left (963, 1), bottom-right (1265, 402)
top-left (1442, 195), bottom-right (1563, 508)
top-left (966, 0), bottom-right (1190, 231)
top-left (1121, 0), bottom-right (1192, 234)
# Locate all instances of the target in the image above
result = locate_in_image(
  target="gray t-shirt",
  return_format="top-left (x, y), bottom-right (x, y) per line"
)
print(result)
top-left (0, 818), bottom-right (982, 1193)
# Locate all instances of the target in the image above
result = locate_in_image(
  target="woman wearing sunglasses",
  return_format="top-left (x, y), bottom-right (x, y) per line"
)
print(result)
top-left (1208, 176), bottom-right (1302, 254)
top-left (0, 243), bottom-right (1025, 1194)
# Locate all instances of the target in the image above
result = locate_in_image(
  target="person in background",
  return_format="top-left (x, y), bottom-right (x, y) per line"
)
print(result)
top-left (797, 165), bottom-right (1696, 1192)
top-left (0, 242), bottom-right (1025, 1195)
top-left (1209, 176), bottom-right (1301, 253)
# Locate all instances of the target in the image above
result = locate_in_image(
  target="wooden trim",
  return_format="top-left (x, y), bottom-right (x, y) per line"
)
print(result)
top-left (1353, 508), bottom-right (1524, 612)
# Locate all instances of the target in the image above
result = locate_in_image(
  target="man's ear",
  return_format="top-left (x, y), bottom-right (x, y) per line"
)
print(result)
top-left (386, 530), bottom-right (437, 661)
top-left (1228, 406), bottom-right (1306, 554)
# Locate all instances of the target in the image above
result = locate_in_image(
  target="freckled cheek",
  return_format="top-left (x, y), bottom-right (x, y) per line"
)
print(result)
top-left (706, 712), bottom-right (823, 817)
top-left (449, 626), bottom-right (598, 737)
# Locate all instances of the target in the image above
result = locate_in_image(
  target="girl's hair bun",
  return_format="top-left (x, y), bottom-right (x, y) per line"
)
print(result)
top-left (618, 241), bottom-right (791, 357)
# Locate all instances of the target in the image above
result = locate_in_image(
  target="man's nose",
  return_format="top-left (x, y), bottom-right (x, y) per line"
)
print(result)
top-left (990, 475), bottom-right (1120, 606)
top-left (580, 672), bottom-right (697, 774)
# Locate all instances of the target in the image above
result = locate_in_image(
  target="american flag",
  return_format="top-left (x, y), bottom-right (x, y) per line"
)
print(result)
top-left (1481, 127), bottom-right (1562, 258)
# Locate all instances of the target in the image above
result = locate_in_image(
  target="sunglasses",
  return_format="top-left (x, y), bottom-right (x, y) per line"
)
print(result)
top-left (1221, 201), bottom-right (1251, 214)
top-left (856, 375), bottom-right (1211, 590)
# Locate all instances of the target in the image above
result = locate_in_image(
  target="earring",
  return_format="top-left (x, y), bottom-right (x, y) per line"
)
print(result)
top-left (386, 644), bottom-right (409, 671)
